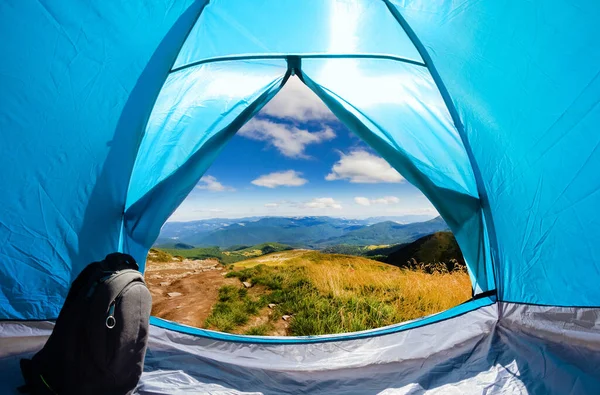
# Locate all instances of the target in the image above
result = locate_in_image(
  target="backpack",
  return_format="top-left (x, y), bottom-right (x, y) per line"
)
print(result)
top-left (19, 252), bottom-right (152, 395)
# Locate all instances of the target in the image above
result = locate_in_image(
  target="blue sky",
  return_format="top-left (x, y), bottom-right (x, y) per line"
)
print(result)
top-left (169, 77), bottom-right (437, 221)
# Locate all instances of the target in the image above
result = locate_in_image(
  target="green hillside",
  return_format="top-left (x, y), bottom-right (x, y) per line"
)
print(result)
top-left (320, 243), bottom-right (408, 261)
top-left (158, 242), bottom-right (292, 265)
top-left (385, 231), bottom-right (465, 271)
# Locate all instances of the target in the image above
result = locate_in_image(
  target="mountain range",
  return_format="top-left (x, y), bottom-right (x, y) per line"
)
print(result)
top-left (156, 215), bottom-right (447, 249)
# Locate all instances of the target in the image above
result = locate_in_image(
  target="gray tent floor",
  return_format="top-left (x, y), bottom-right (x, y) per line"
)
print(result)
top-left (1, 303), bottom-right (599, 394)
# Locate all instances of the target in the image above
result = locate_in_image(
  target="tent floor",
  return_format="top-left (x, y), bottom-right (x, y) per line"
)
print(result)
top-left (1, 303), bottom-right (599, 394)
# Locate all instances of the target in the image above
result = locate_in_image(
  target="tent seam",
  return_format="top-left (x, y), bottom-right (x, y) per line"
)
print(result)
top-left (169, 52), bottom-right (426, 74)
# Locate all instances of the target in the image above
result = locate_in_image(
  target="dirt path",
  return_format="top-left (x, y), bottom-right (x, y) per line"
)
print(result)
top-left (145, 258), bottom-right (238, 328)
top-left (146, 256), bottom-right (291, 335)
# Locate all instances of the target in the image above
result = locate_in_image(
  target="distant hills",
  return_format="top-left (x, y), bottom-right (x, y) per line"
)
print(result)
top-left (157, 242), bottom-right (292, 265)
top-left (151, 229), bottom-right (465, 271)
top-left (156, 215), bottom-right (443, 249)
top-left (317, 217), bottom-right (448, 247)
top-left (319, 231), bottom-right (464, 267)
top-left (152, 231), bottom-right (465, 273)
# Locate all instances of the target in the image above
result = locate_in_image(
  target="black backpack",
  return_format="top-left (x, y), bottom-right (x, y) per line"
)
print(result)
top-left (19, 253), bottom-right (152, 395)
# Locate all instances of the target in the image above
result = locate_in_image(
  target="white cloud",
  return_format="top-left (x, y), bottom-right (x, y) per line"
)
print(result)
top-left (261, 76), bottom-right (335, 121)
top-left (354, 196), bottom-right (400, 206)
top-left (354, 197), bottom-right (371, 206)
top-left (373, 196), bottom-right (400, 204)
top-left (326, 150), bottom-right (404, 183)
top-left (239, 118), bottom-right (335, 159)
top-left (302, 197), bottom-right (342, 210)
top-left (196, 175), bottom-right (235, 192)
top-left (264, 203), bottom-right (279, 208)
top-left (251, 170), bottom-right (308, 188)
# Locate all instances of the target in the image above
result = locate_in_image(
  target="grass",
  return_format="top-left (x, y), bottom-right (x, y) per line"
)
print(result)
top-left (147, 248), bottom-right (175, 263)
top-left (203, 251), bottom-right (471, 336)
top-left (244, 323), bottom-right (273, 336)
top-left (204, 285), bottom-right (269, 332)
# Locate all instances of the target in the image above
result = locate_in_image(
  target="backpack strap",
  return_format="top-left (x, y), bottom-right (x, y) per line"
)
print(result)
top-left (18, 359), bottom-right (56, 395)
top-left (104, 252), bottom-right (139, 271)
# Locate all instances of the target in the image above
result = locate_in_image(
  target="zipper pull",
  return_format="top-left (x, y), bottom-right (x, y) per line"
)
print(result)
top-left (106, 303), bottom-right (116, 329)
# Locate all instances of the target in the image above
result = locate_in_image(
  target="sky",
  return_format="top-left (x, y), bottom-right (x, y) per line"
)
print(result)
top-left (168, 76), bottom-right (437, 221)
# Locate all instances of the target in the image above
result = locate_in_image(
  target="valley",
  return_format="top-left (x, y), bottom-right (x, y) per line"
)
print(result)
top-left (156, 215), bottom-right (448, 249)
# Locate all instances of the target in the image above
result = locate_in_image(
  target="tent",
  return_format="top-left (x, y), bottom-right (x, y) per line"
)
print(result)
top-left (1, 0), bottom-right (599, 393)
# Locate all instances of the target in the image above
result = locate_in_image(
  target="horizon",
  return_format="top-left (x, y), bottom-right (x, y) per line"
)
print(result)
top-left (168, 76), bottom-right (437, 222)
top-left (164, 213), bottom-right (439, 224)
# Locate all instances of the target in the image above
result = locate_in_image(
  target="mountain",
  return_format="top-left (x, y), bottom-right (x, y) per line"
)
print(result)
top-left (156, 217), bottom-right (263, 245)
top-left (315, 217), bottom-right (449, 247)
top-left (190, 217), bottom-right (365, 248)
top-left (361, 214), bottom-right (438, 225)
top-left (155, 215), bottom-right (443, 249)
top-left (385, 231), bottom-right (465, 268)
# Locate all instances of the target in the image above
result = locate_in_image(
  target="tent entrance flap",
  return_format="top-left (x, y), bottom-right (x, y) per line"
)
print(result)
top-left (123, 57), bottom-right (495, 295)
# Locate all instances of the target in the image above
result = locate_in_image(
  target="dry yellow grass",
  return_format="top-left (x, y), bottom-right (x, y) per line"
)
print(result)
top-left (364, 244), bottom-right (390, 251)
top-left (235, 250), bottom-right (471, 324)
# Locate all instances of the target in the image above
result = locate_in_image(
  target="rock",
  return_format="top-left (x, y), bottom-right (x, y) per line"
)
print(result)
top-left (167, 292), bottom-right (182, 298)
top-left (216, 267), bottom-right (223, 271)
top-left (221, 272), bottom-right (228, 276)
top-left (268, 303), bottom-right (277, 309)
top-left (242, 281), bottom-right (252, 288)
top-left (282, 315), bottom-right (291, 321)
top-left (160, 282), bottom-right (169, 287)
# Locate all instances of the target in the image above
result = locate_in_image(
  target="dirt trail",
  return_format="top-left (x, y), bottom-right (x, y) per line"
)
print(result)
top-left (146, 256), bottom-right (291, 335)
top-left (145, 258), bottom-right (238, 328)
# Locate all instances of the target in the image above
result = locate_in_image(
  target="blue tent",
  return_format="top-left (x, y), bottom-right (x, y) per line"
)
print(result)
top-left (1, 1), bottom-right (599, 393)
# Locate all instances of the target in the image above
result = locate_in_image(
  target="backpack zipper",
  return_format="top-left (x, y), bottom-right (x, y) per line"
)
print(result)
top-left (105, 280), bottom-right (145, 367)
top-left (106, 303), bottom-right (116, 329)
top-left (105, 279), bottom-right (144, 330)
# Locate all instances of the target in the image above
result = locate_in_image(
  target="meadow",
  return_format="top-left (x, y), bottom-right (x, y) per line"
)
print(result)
top-left (202, 250), bottom-right (471, 335)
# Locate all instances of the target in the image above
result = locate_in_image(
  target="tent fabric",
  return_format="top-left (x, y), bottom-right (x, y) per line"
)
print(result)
top-left (2, 302), bottom-right (600, 394)
top-left (3, 0), bottom-right (599, 318)
top-left (123, 59), bottom-right (287, 264)
top-left (173, 0), bottom-right (424, 69)
top-left (392, 0), bottom-right (600, 306)
top-left (1, 0), bottom-right (600, 392)
top-left (0, 0), bottom-right (203, 320)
